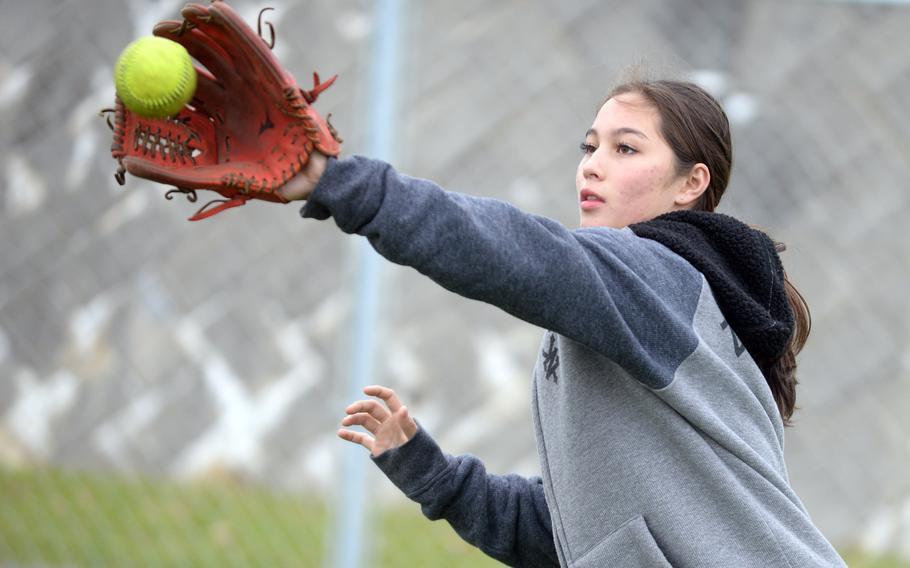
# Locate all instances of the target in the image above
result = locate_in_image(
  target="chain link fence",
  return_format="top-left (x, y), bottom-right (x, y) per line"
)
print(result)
top-left (1, 0), bottom-right (909, 566)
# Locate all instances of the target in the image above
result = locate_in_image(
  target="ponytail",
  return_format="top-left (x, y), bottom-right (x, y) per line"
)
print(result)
top-left (759, 242), bottom-right (811, 427)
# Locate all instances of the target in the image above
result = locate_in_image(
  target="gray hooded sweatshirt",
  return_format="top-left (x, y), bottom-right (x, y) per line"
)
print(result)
top-left (301, 156), bottom-right (846, 568)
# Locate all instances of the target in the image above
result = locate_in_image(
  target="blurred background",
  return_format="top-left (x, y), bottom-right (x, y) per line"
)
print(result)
top-left (1, 0), bottom-right (909, 566)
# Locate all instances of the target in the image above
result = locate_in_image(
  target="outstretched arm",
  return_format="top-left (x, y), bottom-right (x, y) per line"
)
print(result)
top-left (286, 155), bottom-right (701, 378)
top-left (338, 386), bottom-right (558, 568)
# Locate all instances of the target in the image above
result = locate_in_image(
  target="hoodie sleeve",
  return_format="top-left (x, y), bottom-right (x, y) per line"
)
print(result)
top-left (371, 422), bottom-right (558, 568)
top-left (301, 156), bottom-right (703, 384)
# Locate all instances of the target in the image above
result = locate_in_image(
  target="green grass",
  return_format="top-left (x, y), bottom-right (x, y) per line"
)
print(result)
top-left (842, 549), bottom-right (910, 568)
top-left (0, 466), bottom-right (502, 567)
top-left (2, 466), bottom-right (908, 567)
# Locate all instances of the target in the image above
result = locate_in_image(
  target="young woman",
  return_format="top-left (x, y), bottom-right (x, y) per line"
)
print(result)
top-left (279, 80), bottom-right (846, 567)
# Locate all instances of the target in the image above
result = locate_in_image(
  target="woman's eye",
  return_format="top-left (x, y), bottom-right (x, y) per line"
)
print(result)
top-left (617, 143), bottom-right (636, 155)
top-left (579, 142), bottom-right (597, 154)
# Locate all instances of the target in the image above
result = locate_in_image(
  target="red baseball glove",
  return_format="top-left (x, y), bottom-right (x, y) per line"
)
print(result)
top-left (101, 1), bottom-right (341, 221)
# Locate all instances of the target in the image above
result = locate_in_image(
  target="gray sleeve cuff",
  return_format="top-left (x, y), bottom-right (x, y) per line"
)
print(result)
top-left (298, 156), bottom-right (340, 221)
top-left (370, 421), bottom-right (453, 500)
top-left (298, 154), bottom-right (393, 234)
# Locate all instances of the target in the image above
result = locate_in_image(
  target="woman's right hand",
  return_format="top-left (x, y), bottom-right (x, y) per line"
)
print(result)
top-left (338, 385), bottom-right (419, 457)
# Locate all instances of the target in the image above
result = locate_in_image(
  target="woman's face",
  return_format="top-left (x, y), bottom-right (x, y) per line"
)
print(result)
top-left (576, 92), bottom-right (693, 228)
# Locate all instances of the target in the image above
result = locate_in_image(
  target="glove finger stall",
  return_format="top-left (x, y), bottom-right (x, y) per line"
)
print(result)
top-left (153, 20), bottom-right (239, 91)
top-left (179, 3), bottom-right (291, 106)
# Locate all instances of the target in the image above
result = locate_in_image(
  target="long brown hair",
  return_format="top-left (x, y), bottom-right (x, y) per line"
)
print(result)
top-left (608, 79), bottom-right (810, 426)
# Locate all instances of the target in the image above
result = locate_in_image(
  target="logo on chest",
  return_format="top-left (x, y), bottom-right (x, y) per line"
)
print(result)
top-left (542, 332), bottom-right (560, 383)
top-left (720, 319), bottom-right (747, 357)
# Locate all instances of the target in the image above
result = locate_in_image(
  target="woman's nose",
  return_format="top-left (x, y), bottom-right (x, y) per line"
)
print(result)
top-left (582, 158), bottom-right (602, 180)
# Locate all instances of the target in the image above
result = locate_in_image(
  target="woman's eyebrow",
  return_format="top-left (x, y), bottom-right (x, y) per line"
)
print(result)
top-left (585, 127), bottom-right (649, 139)
top-left (613, 127), bottom-right (649, 139)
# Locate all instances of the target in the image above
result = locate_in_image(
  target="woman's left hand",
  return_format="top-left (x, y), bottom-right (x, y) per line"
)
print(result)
top-left (277, 151), bottom-right (328, 202)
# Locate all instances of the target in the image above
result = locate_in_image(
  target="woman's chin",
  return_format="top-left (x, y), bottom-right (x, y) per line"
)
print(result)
top-left (579, 212), bottom-right (615, 229)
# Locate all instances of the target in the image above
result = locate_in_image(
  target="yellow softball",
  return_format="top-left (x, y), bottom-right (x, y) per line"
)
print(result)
top-left (115, 36), bottom-right (197, 119)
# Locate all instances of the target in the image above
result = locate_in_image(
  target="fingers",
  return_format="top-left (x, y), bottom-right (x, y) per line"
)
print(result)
top-left (341, 412), bottom-right (382, 434)
top-left (337, 428), bottom-right (374, 453)
top-left (394, 406), bottom-right (419, 439)
top-left (362, 385), bottom-right (406, 413)
top-left (344, 399), bottom-right (391, 422)
top-left (338, 386), bottom-right (415, 455)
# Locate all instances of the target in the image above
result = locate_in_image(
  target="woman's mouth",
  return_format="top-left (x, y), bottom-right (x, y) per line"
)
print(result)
top-left (580, 189), bottom-right (605, 210)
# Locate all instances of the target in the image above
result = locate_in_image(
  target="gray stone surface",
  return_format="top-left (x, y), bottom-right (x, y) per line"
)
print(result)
top-left (1, 0), bottom-right (909, 558)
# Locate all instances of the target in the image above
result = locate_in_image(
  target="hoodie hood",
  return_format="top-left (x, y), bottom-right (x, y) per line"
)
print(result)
top-left (629, 210), bottom-right (795, 363)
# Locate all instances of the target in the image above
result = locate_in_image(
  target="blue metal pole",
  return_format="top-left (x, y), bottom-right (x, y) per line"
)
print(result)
top-left (330, 1), bottom-right (402, 567)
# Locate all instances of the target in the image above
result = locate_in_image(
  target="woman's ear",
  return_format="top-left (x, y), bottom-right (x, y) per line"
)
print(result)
top-left (674, 163), bottom-right (710, 208)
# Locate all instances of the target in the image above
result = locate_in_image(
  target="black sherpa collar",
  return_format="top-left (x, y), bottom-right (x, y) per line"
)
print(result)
top-left (629, 210), bottom-right (794, 363)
